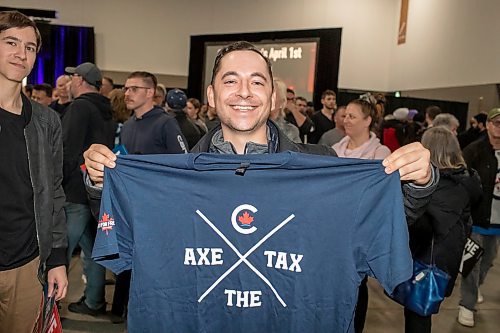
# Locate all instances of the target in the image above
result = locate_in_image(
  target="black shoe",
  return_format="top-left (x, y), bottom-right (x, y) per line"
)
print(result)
top-left (109, 313), bottom-right (126, 324)
top-left (68, 298), bottom-right (106, 316)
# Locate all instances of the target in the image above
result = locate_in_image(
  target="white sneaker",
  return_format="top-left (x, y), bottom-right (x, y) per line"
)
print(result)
top-left (458, 306), bottom-right (475, 327)
top-left (477, 289), bottom-right (484, 304)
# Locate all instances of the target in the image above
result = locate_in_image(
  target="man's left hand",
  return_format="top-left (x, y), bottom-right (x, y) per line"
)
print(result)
top-left (47, 266), bottom-right (68, 301)
top-left (382, 142), bottom-right (432, 185)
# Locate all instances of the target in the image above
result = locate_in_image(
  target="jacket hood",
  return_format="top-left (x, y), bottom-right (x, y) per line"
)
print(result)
top-left (174, 109), bottom-right (187, 117)
top-left (441, 168), bottom-right (482, 204)
top-left (77, 92), bottom-right (113, 120)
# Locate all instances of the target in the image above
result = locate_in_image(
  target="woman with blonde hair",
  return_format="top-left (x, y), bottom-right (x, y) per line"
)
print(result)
top-left (403, 126), bottom-right (482, 332)
top-left (271, 79), bottom-right (301, 143)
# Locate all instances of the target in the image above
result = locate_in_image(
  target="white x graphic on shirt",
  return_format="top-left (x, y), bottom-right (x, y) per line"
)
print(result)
top-left (195, 210), bottom-right (295, 307)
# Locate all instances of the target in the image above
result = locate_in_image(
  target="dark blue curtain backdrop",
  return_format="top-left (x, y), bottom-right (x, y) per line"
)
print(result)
top-left (28, 22), bottom-right (95, 86)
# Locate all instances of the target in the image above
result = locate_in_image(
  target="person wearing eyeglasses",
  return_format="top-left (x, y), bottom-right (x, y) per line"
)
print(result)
top-left (284, 89), bottom-right (315, 143)
top-left (120, 71), bottom-right (187, 155)
top-left (62, 62), bottom-right (117, 316)
top-left (458, 108), bottom-right (500, 327)
top-left (82, 42), bottom-right (438, 332)
top-left (294, 96), bottom-right (308, 115)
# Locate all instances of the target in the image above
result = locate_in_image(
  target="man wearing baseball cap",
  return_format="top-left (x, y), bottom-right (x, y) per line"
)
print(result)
top-left (65, 62), bottom-right (103, 88)
top-left (62, 61), bottom-right (116, 316)
top-left (458, 107), bottom-right (500, 327)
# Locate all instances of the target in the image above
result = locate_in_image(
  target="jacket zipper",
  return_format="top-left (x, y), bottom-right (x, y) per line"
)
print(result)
top-left (24, 128), bottom-right (43, 278)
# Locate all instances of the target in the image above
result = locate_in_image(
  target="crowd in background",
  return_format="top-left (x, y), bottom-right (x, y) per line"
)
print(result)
top-left (22, 75), bottom-right (490, 154)
top-left (24, 69), bottom-right (496, 332)
top-left (19, 63), bottom-right (499, 332)
top-left (3, 10), bottom-right (498, 333)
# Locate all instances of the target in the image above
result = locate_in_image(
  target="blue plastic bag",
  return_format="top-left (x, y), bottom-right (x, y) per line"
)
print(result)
top-left (390, 259), bottom-right (450, 316)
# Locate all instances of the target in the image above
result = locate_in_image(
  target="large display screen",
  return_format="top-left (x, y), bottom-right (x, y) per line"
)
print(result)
top-left (203, 40), bottom-right (318, 102)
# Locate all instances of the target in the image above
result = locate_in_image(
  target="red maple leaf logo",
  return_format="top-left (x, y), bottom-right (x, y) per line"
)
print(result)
top-left (238, 211), bottom-right (254, 225)
top-left (101, 213), bottom-right (110, 223)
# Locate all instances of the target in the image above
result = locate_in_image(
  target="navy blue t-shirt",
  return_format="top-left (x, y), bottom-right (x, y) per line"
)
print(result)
top-left (93, 152), bottom-right (412, 333)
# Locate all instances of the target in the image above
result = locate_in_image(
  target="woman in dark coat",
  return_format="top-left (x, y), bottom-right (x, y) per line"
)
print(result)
top-left (404, 126), bottom-right (482, 333)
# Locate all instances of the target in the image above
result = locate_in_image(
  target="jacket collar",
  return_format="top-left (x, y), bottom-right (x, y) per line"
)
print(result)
top-left (192, 119), bottom-right (299, 154)
top-left (134, 106), bottom-right (165, 120)
top-left (21, 93), bottom-right (33, 126)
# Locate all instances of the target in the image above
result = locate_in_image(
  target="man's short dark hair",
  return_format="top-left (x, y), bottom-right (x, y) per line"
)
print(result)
top-left (24, 84), bottom-right (33, 94)
top-left (286, 88), bottom-right (295, 96)
top-left (210, 41), bottom-right (274, 90)
top-left (33, 83), bottom-right (53, 97)
top-left (0, 11), bottom-right (42, 52)
top-left (474, 113), bottom-right (487, 127)
top-left (425, 105), bottom-right (442, 120)
top-left (295, 96), bottom-right (307, 104)
top-left (321, 89), bottom-right (336, 99)
top-left (102, 76), bottom-right (114, 86)
top-left (127, 71), bottom-right (157, 90)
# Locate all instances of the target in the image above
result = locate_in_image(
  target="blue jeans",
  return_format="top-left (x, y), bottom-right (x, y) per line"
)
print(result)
top-left (65, 202), bottom-right (106, 309)
top-left (459, 233), bottom-right (498, 310)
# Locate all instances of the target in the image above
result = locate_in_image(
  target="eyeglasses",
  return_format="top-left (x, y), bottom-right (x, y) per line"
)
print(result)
top-left (122, 86), bottom-right (151, 93)
top-left (490, 120), bottom-right (500, 128)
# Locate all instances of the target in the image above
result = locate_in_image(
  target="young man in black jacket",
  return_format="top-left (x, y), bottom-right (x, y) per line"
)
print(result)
top-left (0, 11), bottom-right (67, 332)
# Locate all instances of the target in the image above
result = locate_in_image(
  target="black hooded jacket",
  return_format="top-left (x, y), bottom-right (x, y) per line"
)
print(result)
top-left (409, 167), bottom-right (482, 296)
top-left (62, 92), bottom-right (116, 204)
top-left (462, 136), bottom-right (497, 228)
top-left (173, 110), bottom-right (203, 150)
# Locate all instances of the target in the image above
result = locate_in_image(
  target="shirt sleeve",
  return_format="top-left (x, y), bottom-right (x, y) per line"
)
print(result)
top-left (92, 166), bottom-right (133, 274)
top-left (352, 168), bottom-right (413, 294)
top-left (162, 117), bottom-right (189, 154)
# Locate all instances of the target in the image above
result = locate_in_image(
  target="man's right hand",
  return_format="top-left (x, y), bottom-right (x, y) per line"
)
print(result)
top-left (83, 144), bottom-right (117, 186)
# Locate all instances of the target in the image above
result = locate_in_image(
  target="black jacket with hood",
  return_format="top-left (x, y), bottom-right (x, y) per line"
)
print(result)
top-left (409, 167), bottom-right (482, 296)
top-left (62, 92), bottom-right (116, 204)
top-left (173, 109), bottom-right (203, 150)
top-left (462, 135), bottom-right (497, 228)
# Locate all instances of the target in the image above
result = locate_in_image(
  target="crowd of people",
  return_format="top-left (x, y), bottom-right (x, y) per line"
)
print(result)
top-left (1, 10), bottom-right (499, 333)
